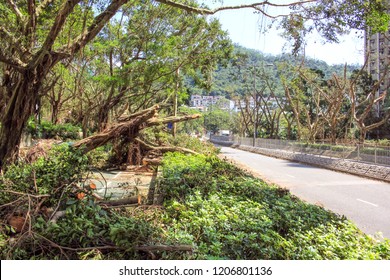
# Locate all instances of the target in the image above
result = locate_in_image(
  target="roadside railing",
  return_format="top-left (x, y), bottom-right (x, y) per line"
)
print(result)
top-left (210, 135), bottom-right (390, 166)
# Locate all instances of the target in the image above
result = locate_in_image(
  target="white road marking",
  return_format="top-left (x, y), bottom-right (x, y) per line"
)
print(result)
top-left (285, 174), bottom-right (295, 178)
top-left (357, 199), bottom-right (378, 207)
top-left (107, 171), bottom-right (122, 187)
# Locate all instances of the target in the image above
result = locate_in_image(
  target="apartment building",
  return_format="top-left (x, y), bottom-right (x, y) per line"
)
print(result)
top-left (189, 95), bottom-right (234, 111)
top-left (365, 29), bottom-right (390, 94)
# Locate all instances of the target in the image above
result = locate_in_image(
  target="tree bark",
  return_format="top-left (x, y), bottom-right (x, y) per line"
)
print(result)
top-left (0, 69), bottom-right (41, 167)
top-left (0, 0), bottom-right (130, 170)
top-left (98, 196), bottom-right (140, 207)
top-left (72, 105), bottom-right (201, 154)
top-left (73, 105), bottom-right (159, 153)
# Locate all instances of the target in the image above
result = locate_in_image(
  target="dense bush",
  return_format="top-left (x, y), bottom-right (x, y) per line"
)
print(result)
top-left (159, 153), bottom-right (390, 260)
top-left (2, 148), bottom-right (389, 260)
top-left (169, 134), bottom-right (220, 155)
top-left (0, 144), bottom-right (161, 259)
top-left (1, 199), bottom-right (160, 260)
top-left (1, 144), bottom-right (89, 204)
top-left (86, 145), bottom-right (113, 169)
top-left (142, 128), bottom-right (219, 155)
top-left (27, 119), bottom-right (81, 140)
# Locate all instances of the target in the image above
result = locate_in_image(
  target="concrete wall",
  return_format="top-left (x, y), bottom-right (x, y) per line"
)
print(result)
top-left (211, 139), bottom-right (390, 183)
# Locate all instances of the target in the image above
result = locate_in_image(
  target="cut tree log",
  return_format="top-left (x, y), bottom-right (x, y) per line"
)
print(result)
top-left (97, 195), bottom-right (141, 207)
top-left (142, 158), bottom-right (162, 166)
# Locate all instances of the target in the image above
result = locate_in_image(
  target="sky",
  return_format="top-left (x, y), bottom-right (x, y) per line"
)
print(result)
top-left (202, 0), bottom-right (365, 65)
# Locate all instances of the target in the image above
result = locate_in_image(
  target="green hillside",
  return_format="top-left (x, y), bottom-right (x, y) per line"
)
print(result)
top-left (186, 44), bottom-right (361, 101)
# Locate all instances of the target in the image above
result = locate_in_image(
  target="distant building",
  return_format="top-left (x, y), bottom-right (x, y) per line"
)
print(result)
top-left (233, 96), bottom-right (279, 112)
top-left (190, 95), bottom-right (234, 111)
top-left (365, 30), bottom-right (390, 95)
top-left (190, 94), bottom-right (279, 112)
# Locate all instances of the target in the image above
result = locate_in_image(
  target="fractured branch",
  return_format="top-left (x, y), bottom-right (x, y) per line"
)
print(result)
top-left (72, 104), bottom-right (200, 155)
top-left (73, 105), bottom-right (159, 153)
top-left (146, 113), bottom-right (201, 127)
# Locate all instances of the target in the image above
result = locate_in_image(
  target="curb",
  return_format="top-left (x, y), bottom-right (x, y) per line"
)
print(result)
top-left (211, 140), bottom-right (390, 183)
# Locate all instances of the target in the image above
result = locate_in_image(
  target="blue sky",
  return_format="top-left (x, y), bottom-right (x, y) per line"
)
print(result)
top-left (202, 0), bottom-right (365, 65)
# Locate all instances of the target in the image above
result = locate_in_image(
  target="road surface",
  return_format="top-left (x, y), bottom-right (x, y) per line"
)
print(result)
top-left (220, 146), bottom-right (390, 238)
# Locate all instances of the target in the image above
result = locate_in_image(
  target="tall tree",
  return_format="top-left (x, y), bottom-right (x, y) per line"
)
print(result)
top-left (0, 0), bottom-right (130, 167)
top-left (1, 0), bottom-right (388, 168)
top-left (349, 67), bottom-right (390, 142)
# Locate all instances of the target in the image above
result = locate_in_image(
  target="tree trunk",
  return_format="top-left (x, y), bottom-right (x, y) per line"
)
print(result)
top-left (51, 99), bottom-right (60, 125)
top-left (0, 70), bottom-right (40, 168)
top-left (98, 105), bottom-right (110, 132)
top-left (359, 129), bottom-right (367, 144)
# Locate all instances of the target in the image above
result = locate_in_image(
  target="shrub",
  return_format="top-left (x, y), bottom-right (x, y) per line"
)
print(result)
top-left (2, 199), bottom-right (161, 260)
top-left (2, 144), bottom-right (88, 197)
top-left (3, 150), bottom-right (390, 260)
top-left (141, 128), bottom-right (219, 156)
top-left (27, 119), bottom-right (81, 140)
top-left (159, 153), bottom-right (390, 260)
top-left (0, 144), bottom-right (93, 259)
top-left (86, 145), bottom-right (112, 169)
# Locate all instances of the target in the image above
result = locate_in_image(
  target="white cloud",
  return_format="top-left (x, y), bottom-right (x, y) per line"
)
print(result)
top-left (207, 0), bottom-right (364, 65)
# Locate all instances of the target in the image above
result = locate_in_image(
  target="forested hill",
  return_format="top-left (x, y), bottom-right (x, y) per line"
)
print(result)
top-left (186, 44), bottom-right (361, 100)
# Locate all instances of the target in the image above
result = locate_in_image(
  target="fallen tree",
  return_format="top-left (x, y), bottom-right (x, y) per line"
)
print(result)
top-left (71, 104), bottom-right (201, 165)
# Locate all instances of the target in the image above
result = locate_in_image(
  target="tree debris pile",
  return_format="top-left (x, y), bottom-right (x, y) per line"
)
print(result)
top-left (0, 143), bottom-right (193, 260)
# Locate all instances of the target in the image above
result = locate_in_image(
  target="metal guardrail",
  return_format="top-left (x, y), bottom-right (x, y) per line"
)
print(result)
top-left (210, 135), bottom-right (390, 166)
top-left (209, 135), bottom-right (235, 143)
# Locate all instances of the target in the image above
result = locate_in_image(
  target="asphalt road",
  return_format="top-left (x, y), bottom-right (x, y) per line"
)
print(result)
top-left (220, 146), bottom-right (390, 239)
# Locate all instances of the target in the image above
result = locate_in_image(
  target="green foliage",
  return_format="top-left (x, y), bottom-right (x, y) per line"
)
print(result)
top-left (164, 192), bottom-right (287, 259)
top-left (159, 153), bottom-right (390, 259)
top-left (2, 199), bottom-right (161, 260)
top-left (366, 139), bottom-right (390, 146)
top-left (189, 44), bottom-right (360, 99)
top-left (34, 200), bottom-right (111, 255)
top-left (364, 0), bottom-right (390, 34)
top-left (3, 151), bottom-right (390, 260)
top-left (2, 144), bottom-right (88, 196)
top-left (204, 109), bottom-right (234, 133)
top-left (86, 145), bottom-right (112, 169)
top-left (170, 135), bottom-right (220, 155)
top-left (0, 144), bottom-right (93, 259)
top-left (27, 119), bottom-right (81, 140)
top-left (177, 106), bottom-right (205, 135)
top-left (142, 128), bottom-right (219, 155)
top-left (0, 143), bottom-right (162, 259)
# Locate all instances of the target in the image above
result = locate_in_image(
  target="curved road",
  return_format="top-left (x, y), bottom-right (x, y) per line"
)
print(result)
top-left (220, 146), bottom-right (390, 238)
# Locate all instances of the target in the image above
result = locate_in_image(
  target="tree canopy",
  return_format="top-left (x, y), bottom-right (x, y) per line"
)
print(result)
top-left (1, 0), bottom-right (390, 168)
